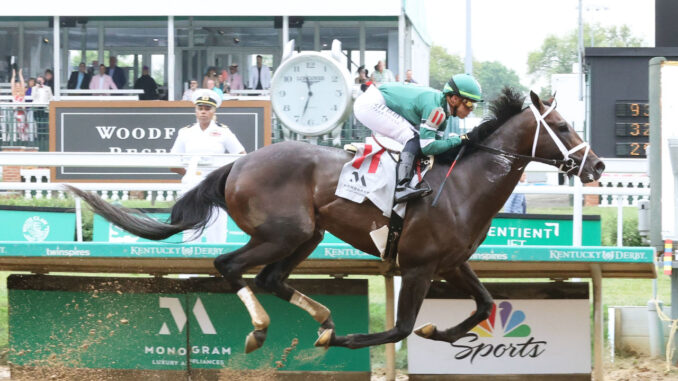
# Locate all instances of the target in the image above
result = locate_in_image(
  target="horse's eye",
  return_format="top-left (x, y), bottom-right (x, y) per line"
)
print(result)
top-left (558, 123), bottom-right (569, 132)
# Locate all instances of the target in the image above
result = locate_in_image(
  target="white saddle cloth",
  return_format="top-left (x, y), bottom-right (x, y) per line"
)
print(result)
top-left (335, 137), bottom-right (428, 218)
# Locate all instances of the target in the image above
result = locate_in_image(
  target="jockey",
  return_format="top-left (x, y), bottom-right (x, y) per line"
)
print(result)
top-left (353, 73), bottom-right (483, 203)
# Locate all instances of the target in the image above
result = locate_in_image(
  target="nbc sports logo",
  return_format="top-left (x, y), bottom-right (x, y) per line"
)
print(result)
top-left (470, 301), bottom-right (531, 338)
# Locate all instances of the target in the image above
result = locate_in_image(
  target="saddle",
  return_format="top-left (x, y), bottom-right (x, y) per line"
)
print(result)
top-left (341, 138), bottom-right (433, 264)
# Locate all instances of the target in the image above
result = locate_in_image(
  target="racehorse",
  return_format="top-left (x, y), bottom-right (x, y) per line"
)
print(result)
top-left (68, 89), bottom-right (605, 353)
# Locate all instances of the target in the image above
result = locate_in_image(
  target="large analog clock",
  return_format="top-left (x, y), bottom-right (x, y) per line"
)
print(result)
top-left (271, 43), bottom-right (353, 136)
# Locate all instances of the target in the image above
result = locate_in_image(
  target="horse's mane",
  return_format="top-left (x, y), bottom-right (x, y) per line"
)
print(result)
top-left (435, 87), bottom-right (525, 164)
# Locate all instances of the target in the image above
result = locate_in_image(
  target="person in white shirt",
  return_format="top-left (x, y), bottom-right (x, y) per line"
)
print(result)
top-left (170, 89), bottom-right (246, 243)
top-left (31, 76), bottom-right (53, 104)
top-left (182, 80), bottom-right (198, 101)
top-left (247, 55), bottom-right (272, 90)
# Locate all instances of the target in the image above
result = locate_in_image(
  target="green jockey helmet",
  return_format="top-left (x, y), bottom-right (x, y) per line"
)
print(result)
top-left (443, 74), bottom-right (483, 102)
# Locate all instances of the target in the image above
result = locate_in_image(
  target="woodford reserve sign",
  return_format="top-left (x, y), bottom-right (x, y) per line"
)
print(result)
top-left (49, 100), bottom-right (270, 181)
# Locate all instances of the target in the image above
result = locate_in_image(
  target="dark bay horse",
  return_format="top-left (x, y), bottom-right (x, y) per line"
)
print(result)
top-left (68, 89), bottom-right (605, 353)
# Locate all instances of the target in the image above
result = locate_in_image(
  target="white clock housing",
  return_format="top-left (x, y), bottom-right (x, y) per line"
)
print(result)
top-left (271, 40), bottom-right (354, 136)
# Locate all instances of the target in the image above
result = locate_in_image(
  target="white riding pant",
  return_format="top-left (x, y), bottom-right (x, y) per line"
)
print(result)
top-left (180, 175), bottom-right (228, 244)
top-left (353, 85), bottom-right (416, 145)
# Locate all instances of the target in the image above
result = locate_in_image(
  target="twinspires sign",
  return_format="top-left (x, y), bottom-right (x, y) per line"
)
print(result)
top-left (8, 275), bottom-right (370, 377)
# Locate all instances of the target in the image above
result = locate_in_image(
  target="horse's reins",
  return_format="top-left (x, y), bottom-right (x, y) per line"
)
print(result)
top-left (474, 99), bottom-right (591, 176)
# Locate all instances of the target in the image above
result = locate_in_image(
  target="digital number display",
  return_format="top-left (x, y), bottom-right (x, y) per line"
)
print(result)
top-left (614, 101), bottom-right (649, 157)
top-left (615, 142), bottom-right (648, 157)
top-left (615, 102), bottom-right (649, 118)
top-left (615, 122), bottom-right (650, 137)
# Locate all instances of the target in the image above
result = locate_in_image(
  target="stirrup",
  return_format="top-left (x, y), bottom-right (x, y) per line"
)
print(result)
top-left (395, 184), bottom-right (432, 204)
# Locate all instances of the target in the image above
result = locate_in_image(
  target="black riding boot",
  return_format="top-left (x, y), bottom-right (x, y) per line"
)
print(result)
top-left (395, 138), bottom-right (431, 203)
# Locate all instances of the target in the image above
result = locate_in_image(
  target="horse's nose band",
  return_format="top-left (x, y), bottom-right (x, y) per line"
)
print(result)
top-left (529, 100), bottom-right (590, 176)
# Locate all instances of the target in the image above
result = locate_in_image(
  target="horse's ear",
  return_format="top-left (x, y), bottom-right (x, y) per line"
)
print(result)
top-left (529, 90), bottom-right (544, 111)
top-left (548, 91), bottom-right (557, 105)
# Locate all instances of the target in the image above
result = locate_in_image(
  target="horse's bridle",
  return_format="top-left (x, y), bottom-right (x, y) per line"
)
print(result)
top-left (475, 99), bottom-right (590, 176)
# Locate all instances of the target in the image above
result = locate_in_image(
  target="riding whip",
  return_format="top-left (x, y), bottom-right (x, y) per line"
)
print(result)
top-left (431, 145), bottom-right (467, 207)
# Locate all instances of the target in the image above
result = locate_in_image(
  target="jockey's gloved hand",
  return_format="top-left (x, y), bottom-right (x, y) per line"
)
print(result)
top-left (460, 128), bottom-right (481, 145)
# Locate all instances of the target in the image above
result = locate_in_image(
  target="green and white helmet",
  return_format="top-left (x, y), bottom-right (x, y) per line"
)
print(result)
top-left (443, 74), bottom-right (483, 102)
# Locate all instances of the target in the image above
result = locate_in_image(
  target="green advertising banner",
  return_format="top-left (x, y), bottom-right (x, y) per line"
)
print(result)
top-left (8, 276), bottom-right (370, 375)
top-left (0, 206), bottom-right (75, 242)
top-left (94, 211), bottom-right (601, 248)
top-left (484, 213), bottom-right (601, 246)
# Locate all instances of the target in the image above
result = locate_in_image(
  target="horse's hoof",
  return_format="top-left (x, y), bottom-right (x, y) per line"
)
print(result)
top-left (245, 329), bottom-right (267, 354)
top-left (414, 323), bottom-right (436, 338)
top-left (314, 328), bottom-right (333, 349)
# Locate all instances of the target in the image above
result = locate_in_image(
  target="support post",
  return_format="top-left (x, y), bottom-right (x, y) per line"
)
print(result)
top-left (168, 16), bottom-right (175, 101)
top-left (18, 23), bottom-right (24, 71)
top-left (465, 0), bottom-right (473, 75)
top-left (649, 57), bottom-right (665, 251)
top-left (75, 197), bottom-right (83, 242)
top-left (591, 264), bottom-right (603, 381)
top-left (398, 11), bottom-right (405, 82)
top-left (314, 22), bottom-right (320, 52)
top-left (573, 178), bottom-right (583, 246)
top-left (359, 22), bottom-right (366, 66)
top-left (53, 16), bottom-right (61, 100)
top-left (282, 15), bottom-right (289, 49)
top-left (384, 275), bottom-right (396, 381)
top-left (98, 24), bottom-right (104, 66)
top-left (617, 195), bottom-right (624, 246)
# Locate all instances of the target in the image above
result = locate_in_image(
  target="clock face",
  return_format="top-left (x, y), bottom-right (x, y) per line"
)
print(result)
top-left (271, 53), bottom-right (352, 136)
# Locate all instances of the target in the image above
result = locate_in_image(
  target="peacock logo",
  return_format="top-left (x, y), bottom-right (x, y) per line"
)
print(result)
top-left (470, 301), bottom-right (531, 338)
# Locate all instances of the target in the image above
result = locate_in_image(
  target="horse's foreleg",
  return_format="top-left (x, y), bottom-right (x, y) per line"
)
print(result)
top-left (329, 264), bottom-right (435, 349)
top-left (214, 238), bottom-right (305, 353)
top-left (254, 230), bottom-right (337, 347)
top-left (414, 262), bottom-right (493, 343)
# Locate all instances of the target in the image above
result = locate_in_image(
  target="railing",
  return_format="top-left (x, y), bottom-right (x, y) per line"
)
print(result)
top-left (59, 88), bottom-right (142, 101)
top-left (0, 152), bottom-right (650, 248)
top-left (0, 102), bottom-right (50, 151)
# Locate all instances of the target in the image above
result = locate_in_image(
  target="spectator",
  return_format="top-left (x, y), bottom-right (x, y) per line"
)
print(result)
top-left (404, 69), bottom-right (417, 84)
top-left (24, 77), bottom-right (36, 101)
top-left (206, 79), bottom-right (224, 100)
top-left (170, 89), bottom-right (246, 243)
top-left (88, 60), bottom-right (99, 76)
top-left (227, 63), bottom-right (244, 92)
top-left (134, 65), bottom-right (159, 100)
top-left (11, 69), bottom-right (26, 102)
top-left (31, 76), bottom-right (53, 104)
top-left (31, 76), bottom-right (52, 142)
top-left (355, 65), bottom-right (369, 85)
top-left (202, 67), bottom-right (217, 89)
top-left (371, 60), bottom-right (395, 85)
top-left (182, 80), bottom-right (199, 101)
top-left (67, 62), bottom-right (92, 90)
top-left (504, 173), bottom-right (528, 214)
top-left (248, 55), bottom-right (271, 90)
top-left (89, 64), bottom-right (117, 91)
top-left (217, 72), bottom-right (228, 93)
top-left (106, 56), bottom-right (127, 89)
top-left (10, 69), bottom-right (28, 141)
top-left (43, 69), bottom-right (54, 93)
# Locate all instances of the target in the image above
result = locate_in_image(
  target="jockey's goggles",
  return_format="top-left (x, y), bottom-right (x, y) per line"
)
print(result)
top-left (461, 98), bottom-right (475, 111)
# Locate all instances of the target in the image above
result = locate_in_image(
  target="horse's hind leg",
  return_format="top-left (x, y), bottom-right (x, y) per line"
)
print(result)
top-left (414, 262), bottom-right (493, 343)
top-left (214, 228), bottom-right (313, 353)
top-left (329, 263), bottom-right (436, 349)
top-left (254, 229), bottom-right (337, 347)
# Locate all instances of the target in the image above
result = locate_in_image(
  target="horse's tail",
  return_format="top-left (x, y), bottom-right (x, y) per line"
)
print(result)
top-left (66, 162), bottom-right (233, 241)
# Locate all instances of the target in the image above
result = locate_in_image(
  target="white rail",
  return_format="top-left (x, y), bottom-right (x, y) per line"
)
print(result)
top-left (60, 89), bottom-right (143, 94)
top-left (0, 152), bottom-right (648, 247)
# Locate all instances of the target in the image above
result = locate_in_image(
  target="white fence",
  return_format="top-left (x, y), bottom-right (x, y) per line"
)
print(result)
top-left (0, 153), bottom-right (650, 246)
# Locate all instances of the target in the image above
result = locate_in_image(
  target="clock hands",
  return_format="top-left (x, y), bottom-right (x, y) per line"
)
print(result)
top-left (302, 76), bottom-right (315, 117)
